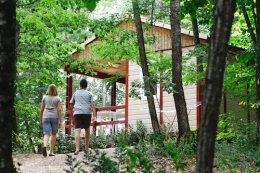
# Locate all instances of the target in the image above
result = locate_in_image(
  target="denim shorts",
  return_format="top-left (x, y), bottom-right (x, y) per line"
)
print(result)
top-left (42, 118), bottom-right (59, 134)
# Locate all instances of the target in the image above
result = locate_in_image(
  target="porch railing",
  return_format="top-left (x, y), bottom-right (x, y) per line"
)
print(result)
top-left (92, 105), bottom-right (125, 135)
top-left (65, 105), bottom-right (126, 135)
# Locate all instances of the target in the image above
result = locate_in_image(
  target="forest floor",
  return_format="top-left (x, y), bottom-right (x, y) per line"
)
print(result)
top-left (13, 148), bottom-right (223, 173)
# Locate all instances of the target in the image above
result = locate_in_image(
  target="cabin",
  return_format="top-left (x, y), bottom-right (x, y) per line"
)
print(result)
top-left (64, 18), bottom-right (242, 135)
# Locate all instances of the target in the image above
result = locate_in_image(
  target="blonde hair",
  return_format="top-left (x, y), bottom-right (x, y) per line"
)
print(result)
top-left (46, 84), bottom-right (58, 96)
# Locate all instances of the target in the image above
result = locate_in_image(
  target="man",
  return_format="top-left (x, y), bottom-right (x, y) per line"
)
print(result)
top-left (70, 79), bottom-right (96, 155)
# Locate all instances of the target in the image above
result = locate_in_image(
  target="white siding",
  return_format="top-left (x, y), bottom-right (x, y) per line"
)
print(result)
top-left (127, 46), bottom-right (198, 132)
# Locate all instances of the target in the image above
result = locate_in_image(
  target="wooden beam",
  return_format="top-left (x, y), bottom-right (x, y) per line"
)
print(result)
top-left (96, 105), bottom-right (125, 112)
top-left (64, 67), bottom-right (125, 84)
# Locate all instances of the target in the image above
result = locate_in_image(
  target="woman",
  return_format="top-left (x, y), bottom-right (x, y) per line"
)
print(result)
top-left (40, 84), bottom-right (62, 157)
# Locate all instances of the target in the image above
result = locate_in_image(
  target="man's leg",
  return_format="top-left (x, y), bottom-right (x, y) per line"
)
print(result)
top-left (49, 133), bottom-right (56, 154)
top-left (75, 128), bottom-right (81, 153)
top-left (85, 128), bottom-right (90, 151)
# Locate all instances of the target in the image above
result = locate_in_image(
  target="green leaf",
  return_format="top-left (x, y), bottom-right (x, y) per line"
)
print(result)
top-left (178, 13), bottom-right (185, 20)
top-left (256, 160), bottom-right (260, 167)
top-left (86, 0), bottom-right (97, 12)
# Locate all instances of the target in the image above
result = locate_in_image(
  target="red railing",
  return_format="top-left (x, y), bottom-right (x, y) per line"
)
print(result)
top-left (65, 105), bottom-right (126, 135)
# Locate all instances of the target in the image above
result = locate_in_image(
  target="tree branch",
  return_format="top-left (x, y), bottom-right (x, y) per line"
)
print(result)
top-left (241, 0), bottom-right (257, 44)
top-left (251, 0), bottom-right (257, 28)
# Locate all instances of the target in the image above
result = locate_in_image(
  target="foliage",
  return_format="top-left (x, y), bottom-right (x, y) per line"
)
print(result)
top-left (214, 140), bottom-right (259, 172)
top-left (13, 0), bottom-right (260, 171)
top-left (15, 0), bottom-right (91, 152)
top-left (82, 0), bottom-right (100, 12)
top-left (129, 52), bottom-right (175, 100)
top-left (90, 149), bottom-right (119, 173)
top-left (55, 134), bottom-right (75, 154)
top-left (216, 114), bottom-right (236, 142)
top-left (63, 136), bottom-right (184, 172)
top-left (70, 74), bottom-right (125, 108)
top-left (88, 14), bottom-right (123, 38)
top-left (63, 154), bottom-right (82, 173)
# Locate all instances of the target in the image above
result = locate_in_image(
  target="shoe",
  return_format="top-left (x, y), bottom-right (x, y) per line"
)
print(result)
top-left (49, 153), bottom-right (55, 156)
top-left (74, 151), bottom-right (79, 155)
top-left (86, 148), bottom-right (92, 152)
top-left (42, 147), bottom-right (47, 157)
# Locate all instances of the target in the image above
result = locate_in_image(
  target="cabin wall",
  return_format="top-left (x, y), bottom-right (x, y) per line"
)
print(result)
top-left (127, 46), bottom-right (198, 132)
top-left (217, 56), bottom-right (256, 131)
top-left (219, 90), bottom-right (256, 128)
top-left (162, 47), bottom-right (197, 131)
top-left (118, 20), bottom-right (206, 52)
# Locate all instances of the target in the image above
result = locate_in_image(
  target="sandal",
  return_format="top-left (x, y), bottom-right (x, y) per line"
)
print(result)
top-left (42, 147), bottom-right (47, 157)
top-left (49, 153), bottom-right (55, 156)
top-left (74, 151), bottom-right (79, 155)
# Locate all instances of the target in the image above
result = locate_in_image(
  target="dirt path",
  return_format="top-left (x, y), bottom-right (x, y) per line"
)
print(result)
top-left (13, 148), bottom-right (116, 173)
top-left (13, 148), bottom-right (204, 173)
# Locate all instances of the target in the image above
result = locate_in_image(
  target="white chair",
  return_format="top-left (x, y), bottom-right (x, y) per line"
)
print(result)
top-left (96, 111), bottom-right (114, 135)
top-left (111, 111), bottom-right (125, 133)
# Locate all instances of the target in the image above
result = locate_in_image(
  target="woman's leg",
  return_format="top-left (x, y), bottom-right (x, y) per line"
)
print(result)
top-left (43, 134), bottom-right (50, 147)
top-left (49, 133), bottom-right (56, 154)
top-left (43, 134), bottom-right (50, 157)
top-left (49, 118), bottom-right (59, 155)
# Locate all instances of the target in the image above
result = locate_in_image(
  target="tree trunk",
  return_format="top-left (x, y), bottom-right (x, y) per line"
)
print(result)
top-left (169, 0), bottom-right (190, 143)
top-left (240, 0), bottom-right (260, 146)
top-left (192, 16), bottom-right (204, 129)
top-left (255, 0), bottom-right (260, 146)
top-left (196, 0), bottom-right (236, 172)
top-left (0, 0), bottom-right (17, 172)
top-left (256, 55), bottom-right (260, 145)
top-left (132, 0), bottom-right (161, 132)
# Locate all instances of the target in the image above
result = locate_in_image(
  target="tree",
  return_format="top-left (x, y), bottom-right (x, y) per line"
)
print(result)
top-left (239, 0), bottom-right (260, 145)
top-left (169, 0), bottom-right (190, 143)
top-left (15, 0), bottom-right (90, 152)
top-left (196, 0), bottom-right (236, 172)
top-left (132, 0), bottom-right (161, 132)
top-left (0, 0), bottom-right (17, 172)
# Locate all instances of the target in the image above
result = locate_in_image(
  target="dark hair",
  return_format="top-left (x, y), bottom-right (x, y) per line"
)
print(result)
top-left (80, 79), bottom-right (88, 89)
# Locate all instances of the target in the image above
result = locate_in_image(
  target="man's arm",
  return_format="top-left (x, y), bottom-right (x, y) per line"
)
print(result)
top-left (91, 101), bottom-right (96, 122)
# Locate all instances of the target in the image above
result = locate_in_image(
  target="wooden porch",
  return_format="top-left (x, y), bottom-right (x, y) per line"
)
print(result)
top-left (64, 59), bottom-right (129, 136)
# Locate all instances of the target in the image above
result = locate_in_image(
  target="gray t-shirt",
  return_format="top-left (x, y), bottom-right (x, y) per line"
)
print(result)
top-left (70, 89), bottom-right (93, 115)
top-left (42, 95), bottom-right (62, 118)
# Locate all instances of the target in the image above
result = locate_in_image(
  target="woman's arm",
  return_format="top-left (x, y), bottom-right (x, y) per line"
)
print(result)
top-left (40, 102), bottom-right (45, 127)
top-left (57, 102), bottom-right (62, 128)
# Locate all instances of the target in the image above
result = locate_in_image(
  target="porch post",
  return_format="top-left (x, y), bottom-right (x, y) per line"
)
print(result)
top-left (159, 52), bottom-right (163, 126)
top-left (196, 82), bottom-right (201, 128)
top-left (125, 60), bottom-right (129, 129)
top-left (65, 73), bottom-right (73, 135)
top-left (111, 82), bottom-right (116, 107)
top-left (159, 79), bottom-right (163, 125)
